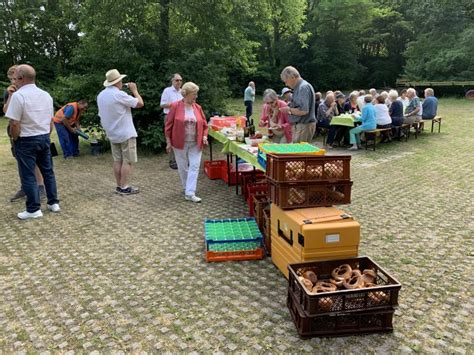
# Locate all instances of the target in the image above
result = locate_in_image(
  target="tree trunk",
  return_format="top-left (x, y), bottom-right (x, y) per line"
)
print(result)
top-left (159, 0), bottom-right (171, 60)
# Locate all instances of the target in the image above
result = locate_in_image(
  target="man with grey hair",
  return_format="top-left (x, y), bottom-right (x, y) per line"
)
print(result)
top-left (404, 88), bottom-right (422, 124)
top-left (6, 64), bottom-right (60, 219)
top-left (160, 73), bottom-right (183, 169)
top-left (279, 66), bottom-right (316, 143)
top-left (422, 88), bottom-right (438, 119)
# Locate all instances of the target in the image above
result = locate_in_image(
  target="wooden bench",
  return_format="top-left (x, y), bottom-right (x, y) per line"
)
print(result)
top-left (395, 123), bottom-right (410, 142)
top-left (431, 116), bottom-right (442, 133)
top-left (412, 120), bottom-right (425, 139)
top-left (364, 128), bottom-right (392, 151)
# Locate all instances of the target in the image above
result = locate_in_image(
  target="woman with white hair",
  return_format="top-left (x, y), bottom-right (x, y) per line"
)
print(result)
top-left (165, 82), bottom-right (208, 203)
top-left (259, 89), bottom-right (292, 143)
top-left (388, 90), bottom-right (404, 128)
top-left (374, 95), bottom-right (392, 143)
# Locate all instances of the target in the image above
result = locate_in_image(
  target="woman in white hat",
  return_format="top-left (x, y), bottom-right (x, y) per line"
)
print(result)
top-left (165, 82), bottom-right (208, 202)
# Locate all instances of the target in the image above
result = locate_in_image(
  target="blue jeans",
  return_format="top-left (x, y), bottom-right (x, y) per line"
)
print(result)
top-left (244, 100), bottom-right (253, 119)
top-left (54, 122), bottom-right (79, 158)
top-left (14, 134), bottom-right (59, 212)
top-left (317, 119), bottom-right (338, 145)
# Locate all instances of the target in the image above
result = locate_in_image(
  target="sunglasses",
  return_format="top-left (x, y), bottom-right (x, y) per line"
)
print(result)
top-left (174, 79), bottom-right (182, 82)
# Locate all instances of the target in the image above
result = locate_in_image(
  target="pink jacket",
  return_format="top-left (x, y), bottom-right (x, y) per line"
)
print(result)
top-left (259, 99), bottom-right (292, 142)
top-left (165, 100), bottom-right (209, 150)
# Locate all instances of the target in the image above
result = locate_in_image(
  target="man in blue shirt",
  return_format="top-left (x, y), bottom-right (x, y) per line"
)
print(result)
top-left (422, 88), bottom-right (438, 119)
top-left (244, 81), bottom-right (255, 121)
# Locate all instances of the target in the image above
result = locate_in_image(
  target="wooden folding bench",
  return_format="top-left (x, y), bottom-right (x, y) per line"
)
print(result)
top-left (413, 120), bottom-right (426, 139)
top-left (431, 116), bottom-right (442, 133)
top-left (364, 128), bottom-right (392, 151)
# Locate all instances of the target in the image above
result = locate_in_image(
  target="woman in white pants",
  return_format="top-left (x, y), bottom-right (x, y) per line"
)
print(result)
top-left (165, 82), bottom-right (208, 202)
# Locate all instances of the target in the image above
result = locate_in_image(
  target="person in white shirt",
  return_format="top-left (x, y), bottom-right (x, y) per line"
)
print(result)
top-left (356, 89), bottom-right (366, 111)
top-left (374, 95), bottom-right (392, 143)
top-left (160, 73), bottom-right (183, 169)
top-left (97, 69), bottom-right (144, 195)
top-left (6, 64), bottom-right (60, 220)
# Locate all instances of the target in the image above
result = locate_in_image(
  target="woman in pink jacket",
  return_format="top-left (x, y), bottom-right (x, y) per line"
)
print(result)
top-left (259, 89), bottom-right (292, 143)
top-left (165, 82), bottom-right (208, 202)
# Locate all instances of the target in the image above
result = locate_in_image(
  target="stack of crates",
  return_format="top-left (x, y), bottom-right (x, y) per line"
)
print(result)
top-left (204, 217), bottom-right (264, 262)
top-left (287, 256), bottom-right (402, 337)
top-left (262, 149), bottom-right (360, 278)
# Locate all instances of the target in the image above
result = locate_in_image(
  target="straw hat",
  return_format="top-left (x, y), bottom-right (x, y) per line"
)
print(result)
top-left (103, 69), bottom-right (127, 87)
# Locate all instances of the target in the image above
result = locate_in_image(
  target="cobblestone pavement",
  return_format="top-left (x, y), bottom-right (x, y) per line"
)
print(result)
top-left (1, 100), bottom-right (473, 353)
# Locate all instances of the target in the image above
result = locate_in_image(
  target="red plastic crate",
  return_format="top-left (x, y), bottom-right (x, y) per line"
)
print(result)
top-left (266, 154), bottom-right (351, 183)
top-left (269, 180), bottom-right (352, 209)
top-left (221, 163), bottom-right (237, 185)
top-left (240, 170), bottom-right (265, 199)
top-left (204, 160), bottom-right (226, 180)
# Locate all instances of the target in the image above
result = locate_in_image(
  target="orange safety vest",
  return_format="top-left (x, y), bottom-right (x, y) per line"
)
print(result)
top-left (53, 102), bottom-right (81, 125)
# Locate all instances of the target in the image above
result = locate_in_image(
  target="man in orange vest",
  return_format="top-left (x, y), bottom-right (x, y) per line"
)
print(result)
top-left (53, 99), bottom-right (88, 158)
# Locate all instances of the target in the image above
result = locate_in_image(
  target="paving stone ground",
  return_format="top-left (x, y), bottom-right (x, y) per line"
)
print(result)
top-left (0, 98), bottom-right (473, 353)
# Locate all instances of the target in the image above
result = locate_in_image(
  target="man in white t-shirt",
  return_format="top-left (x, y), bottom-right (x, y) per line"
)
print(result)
top-left (160, 73), bottom-right (183, 169)
top-left (97, 69), bottom-right (144, 195)
top-left (6, 64), bottom-right (60, 220)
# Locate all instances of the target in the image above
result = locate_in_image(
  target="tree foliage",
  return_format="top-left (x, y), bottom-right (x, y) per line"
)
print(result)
top-left (1, 0), bottom-right (472, 150)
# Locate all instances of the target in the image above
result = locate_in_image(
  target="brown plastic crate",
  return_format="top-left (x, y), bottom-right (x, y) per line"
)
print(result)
top-left (269, 180), bottom-right (352, 209)
top-left (253, 194), bottom-right (270, 226)
top-left (262, 208), bottom-right (271, 255)
top-left (266, 154), bottom-right (351, 183)
top-left (288, 256), bottom-right (401, 316)
top-left (287, 291), bottom-right (394, 338)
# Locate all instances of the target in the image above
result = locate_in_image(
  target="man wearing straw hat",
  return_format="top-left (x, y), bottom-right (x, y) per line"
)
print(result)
top-left (97, 69), bottom-right (144, 195)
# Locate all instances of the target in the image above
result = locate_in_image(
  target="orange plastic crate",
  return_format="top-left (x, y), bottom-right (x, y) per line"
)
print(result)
top-left (205, 248), bottom-right (264, 262)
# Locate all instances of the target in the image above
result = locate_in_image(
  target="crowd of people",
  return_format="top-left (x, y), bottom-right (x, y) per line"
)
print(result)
top-left (3, 63), bottom-right (439, 220)
top-left (252, 66), bottom-right (439, 150)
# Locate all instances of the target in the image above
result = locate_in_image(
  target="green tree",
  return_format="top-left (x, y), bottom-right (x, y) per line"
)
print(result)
top-left (403, 0), bottom-right (474, 80)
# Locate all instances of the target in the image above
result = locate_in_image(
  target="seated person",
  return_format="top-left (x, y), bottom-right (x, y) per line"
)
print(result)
top-left (316, 93), bottom-right (338, 148)
top-left (399, 88), bottom-right (409, 112)
top-left (280, 87), bottom-right (292, 104)
top-left (374, 95), bottom-right (392, 143)
top-left (356, 90), bottom-right (366, 111)
top-left (388, 89), bottom-right (404, 138)
top-left (259, 89), bottom-right (291, 143)
top-left (344, 91), bottom-right (359, 114)
top-left (422, 88), bottom-right (438, 119)
top-left (404, 88), bottom-right (422, 124)
top-left (388, 90), bottom-right (403, 127)
top-left (314, 91), bottom-right (322, 108)
top-left (334, 93), bottom-right (345, 115)
top-left (348, 95), bottom-right (376, 150)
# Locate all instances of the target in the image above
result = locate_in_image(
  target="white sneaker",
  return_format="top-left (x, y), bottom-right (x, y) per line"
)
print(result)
top-left (18, 210), bottom-right (43, 220)
top-left (47, 203), bottom-right (61, 212)
top-left (185, 195), bottom-right (202, 203)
